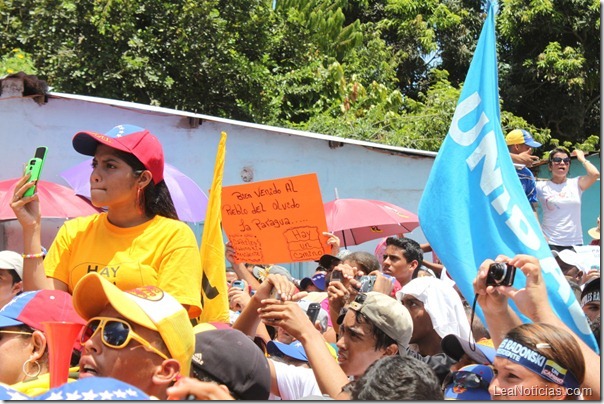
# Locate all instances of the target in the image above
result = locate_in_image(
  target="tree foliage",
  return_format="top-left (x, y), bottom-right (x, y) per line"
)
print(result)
top-left (0, 0), bottom-right (599, 153)
top-left (497, 0), bottom-right (600, 145)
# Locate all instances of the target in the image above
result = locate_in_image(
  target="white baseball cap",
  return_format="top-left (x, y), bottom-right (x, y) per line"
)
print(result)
top-left (552, 249), bottom-right (588, 273)
top-left (0, 251), bottom-right (23, 281)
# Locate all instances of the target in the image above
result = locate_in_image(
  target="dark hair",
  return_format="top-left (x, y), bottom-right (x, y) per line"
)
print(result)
top-left (548, 146), bottom-right (571, 166)
top-left (6, 324), bottom-right (82, 367)
top-left (385, 236), bottom-right (424, 267)
top-left (8, 269), bottom-right (21, 284)
top-left (343, 251), bottom-right (380, 274)
top-left (191, 367), bottom-right (240, 400)
top-left (351, 355), bottom-right (443, 400)
top-left (504, 323), bottom-right (585, 399)
top-left (353, 310), bottom-right (397, 352)
top-left (114, 150), bottom-right (178, 220)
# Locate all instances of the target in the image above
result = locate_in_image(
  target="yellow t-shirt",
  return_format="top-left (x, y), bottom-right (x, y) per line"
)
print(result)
top-left (11, 367), bottom-right (79, 397)
top-left (45, 213), bottom-right (202, 318)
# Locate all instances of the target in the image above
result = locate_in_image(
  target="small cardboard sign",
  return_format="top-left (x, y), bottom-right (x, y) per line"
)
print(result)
top-left (221, 173), bottom-right (329, 264)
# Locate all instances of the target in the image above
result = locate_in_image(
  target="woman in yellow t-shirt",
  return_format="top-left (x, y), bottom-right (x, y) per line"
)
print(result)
top-left (10, 124), bottom-right (202, 318)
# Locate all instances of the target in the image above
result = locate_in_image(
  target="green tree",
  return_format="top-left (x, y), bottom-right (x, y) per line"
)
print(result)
top-left (0, 48), bottom-right (36, 76)
top-left (1, 0), bottom-right (280, 121)
top-left (0, 0), bottom-right (598, 151)
top-left (497, 0), bottom-right (600, 143)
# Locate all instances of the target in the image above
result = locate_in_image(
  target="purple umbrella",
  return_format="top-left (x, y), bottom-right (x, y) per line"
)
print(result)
top-left (60, 159), bottom-right (208, 222)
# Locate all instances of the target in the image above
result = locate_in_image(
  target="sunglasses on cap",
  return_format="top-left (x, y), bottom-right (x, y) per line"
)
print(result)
top-left (81, 317), bottom-right (168, 360)
top-left (443, 370), bottom-right (490, 391)
top-left (551, 157), bottom-right (571, 164)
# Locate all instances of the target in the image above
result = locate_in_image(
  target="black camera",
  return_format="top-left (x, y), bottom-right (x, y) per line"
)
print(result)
top-left (486, 262), bottom-right (516, 286)
top-left (306, 303), bottom-right (321, 324)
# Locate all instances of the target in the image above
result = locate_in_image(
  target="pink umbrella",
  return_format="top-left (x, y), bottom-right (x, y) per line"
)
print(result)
top-left (60, 159), bottom-right (209, 223)
top-left (324, 198), bottom-right (420, 247)
top-left (0, 179), bottom-right (101, 220)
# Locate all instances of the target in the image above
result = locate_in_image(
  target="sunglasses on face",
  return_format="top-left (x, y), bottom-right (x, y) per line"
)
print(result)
top-left (551, 157), bottom-right (571, 164)
top-left (81, 317), bottom-right (168, 360)
top-left (443, 370), bottom-right (490, 391)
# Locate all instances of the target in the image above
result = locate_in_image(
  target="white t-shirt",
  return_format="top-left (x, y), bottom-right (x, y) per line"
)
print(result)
top-left (270, 359), bottom-right (322, 400)
top-left (536, 177), bottom-right (584, 246)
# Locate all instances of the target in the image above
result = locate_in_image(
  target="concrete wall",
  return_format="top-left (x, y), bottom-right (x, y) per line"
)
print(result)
top-left (1, 89), bottom-right (599, 279)
top-left (0, 92), bottom-right (435, 278)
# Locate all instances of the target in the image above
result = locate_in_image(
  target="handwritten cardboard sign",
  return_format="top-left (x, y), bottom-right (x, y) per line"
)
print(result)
top-left (222, 173), bottom-right (329, 264)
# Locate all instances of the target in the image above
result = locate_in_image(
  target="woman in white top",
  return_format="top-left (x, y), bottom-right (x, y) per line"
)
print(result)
top-left (536, 146), bottom-right (600, 251)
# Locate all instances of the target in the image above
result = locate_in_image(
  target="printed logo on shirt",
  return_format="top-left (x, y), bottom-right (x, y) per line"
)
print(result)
top-left (127, 285), bottom-right (164, 301)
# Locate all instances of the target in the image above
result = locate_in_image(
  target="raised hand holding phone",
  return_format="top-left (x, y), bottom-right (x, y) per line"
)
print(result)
top-left (23, 146), bottom-right (48, 197)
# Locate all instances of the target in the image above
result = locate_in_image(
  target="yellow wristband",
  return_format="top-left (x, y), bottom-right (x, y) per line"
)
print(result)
top-left (22, 247), bottom-right (47, 259)
top-left (22, 252), bottom-right (44, 259)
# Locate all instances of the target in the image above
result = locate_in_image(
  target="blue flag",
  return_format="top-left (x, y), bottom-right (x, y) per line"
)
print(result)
top-left (417, 0), bottom-right (598, 353)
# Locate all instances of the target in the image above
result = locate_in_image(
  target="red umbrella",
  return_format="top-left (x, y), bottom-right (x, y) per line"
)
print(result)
top-left (323, 198), bottom-right (420, 246)
top-left (0, 179), bottom-right (101, 220)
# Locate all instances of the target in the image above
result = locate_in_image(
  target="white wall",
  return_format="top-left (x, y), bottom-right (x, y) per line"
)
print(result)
top-left (0, 92), bottom-right (436, 278)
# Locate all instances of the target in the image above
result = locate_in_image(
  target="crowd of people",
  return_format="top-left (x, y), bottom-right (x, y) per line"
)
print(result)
top-left (0, 124), bottom-right (600, 400)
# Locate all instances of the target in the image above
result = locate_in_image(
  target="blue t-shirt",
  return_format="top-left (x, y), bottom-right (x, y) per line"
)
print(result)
top-left (516, 166), bottom-right (537, 204)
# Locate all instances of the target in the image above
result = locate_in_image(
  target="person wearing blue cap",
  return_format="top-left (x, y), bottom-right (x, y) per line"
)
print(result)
top-left (299, 272), bottom-right (326, 292)
top-left (443, 363), bottom-right (493, 400)
top-left (505, 129), bottom-right (542, 222)
top-left (507, 128), bottom-right (542, 168)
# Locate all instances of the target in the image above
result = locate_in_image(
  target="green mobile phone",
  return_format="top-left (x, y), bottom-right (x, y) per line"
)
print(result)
top-left (23, 146), bottom-right (48, 197)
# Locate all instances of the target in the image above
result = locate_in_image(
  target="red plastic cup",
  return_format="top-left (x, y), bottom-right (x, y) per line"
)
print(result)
top-left (42, 321), bottom-right (83, 388)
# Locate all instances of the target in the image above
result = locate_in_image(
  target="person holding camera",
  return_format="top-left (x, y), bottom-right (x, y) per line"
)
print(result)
top-left (489, 322), bottom-right (586, 399)
top-left (473, 254), bottom-right (600, 399)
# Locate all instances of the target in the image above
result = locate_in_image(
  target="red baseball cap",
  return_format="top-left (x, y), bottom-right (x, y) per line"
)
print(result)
top-left (0, 290), bottom-right (85, 331)
top-left (72, 124), bottom-right (164, 184)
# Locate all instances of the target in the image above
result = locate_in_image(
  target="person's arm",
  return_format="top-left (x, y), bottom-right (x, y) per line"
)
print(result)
top-left (531, 202), bottom-right (540, 224)
top-left (497, 254), bottom-right (600, 400)
top-left (472, 258), bottom-right (523, 347)
top-left (421, 260), bottom-right (444, 277)
top-left (367, 270), bottom-right (394, 296)
top-left (326, 269), bottom-right (356, 335)
top-left (225, 241), bottom-right (261, 290)
top-left (232, 274), bottom-right (302, 338)
top-left (322, 232), bottom-right (341, 256)
top-left (574, 150), bottom-right (600, 191)
top-left (510, 151), bottom-right (539, 167)
top-left (10, 174), bottom-right (61, 291)
top-left (259, 301), bottom-right (349, 398)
